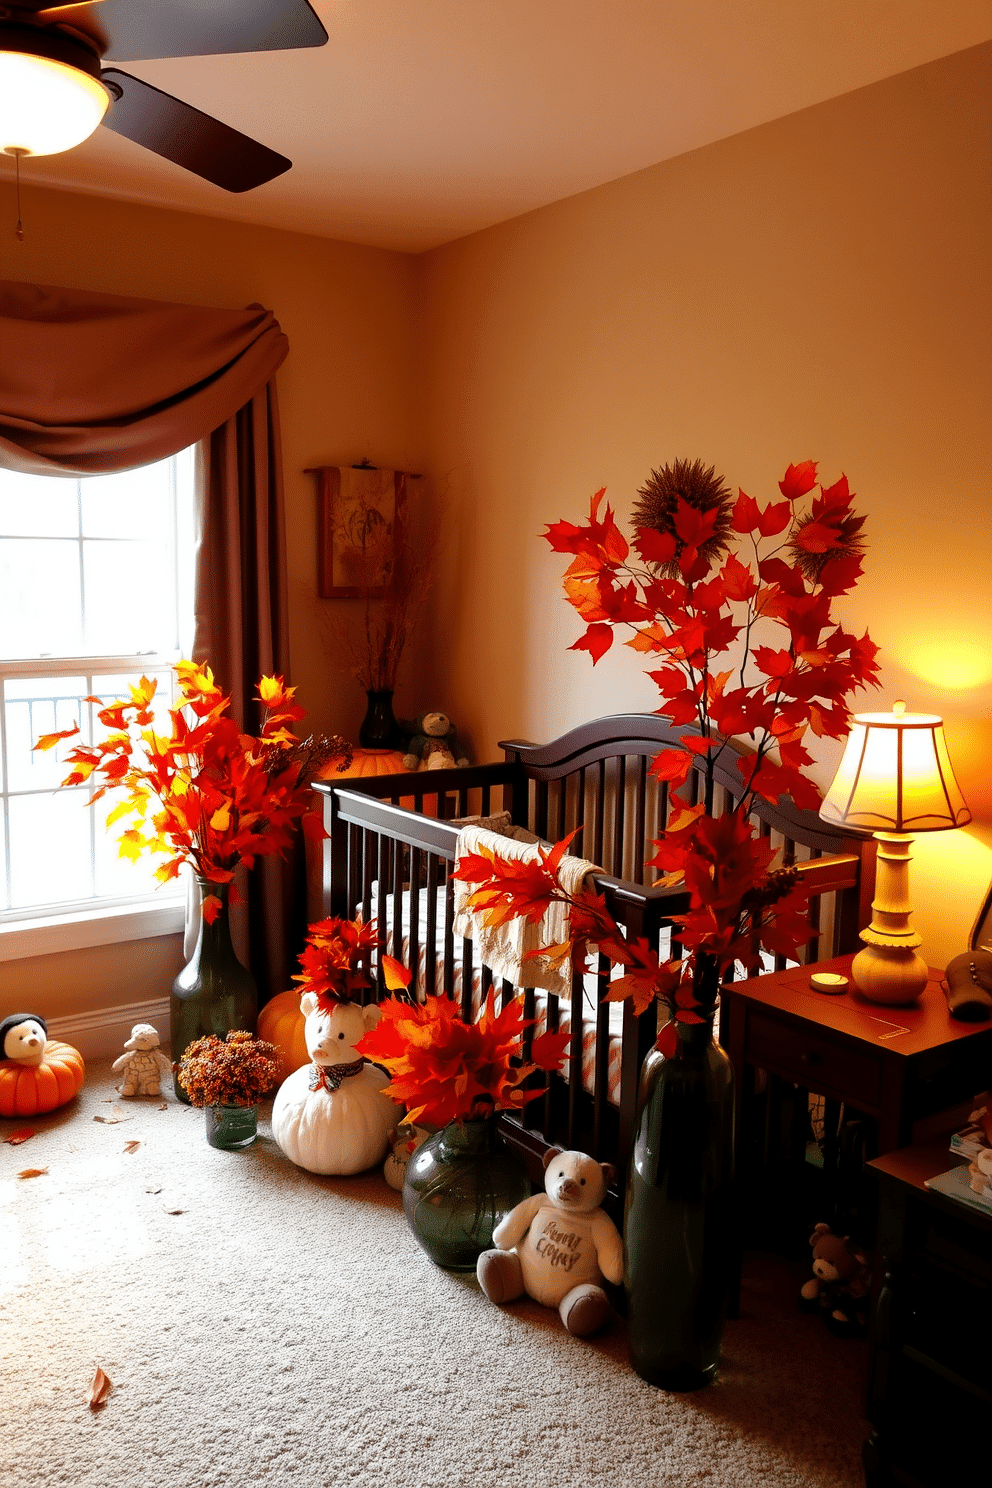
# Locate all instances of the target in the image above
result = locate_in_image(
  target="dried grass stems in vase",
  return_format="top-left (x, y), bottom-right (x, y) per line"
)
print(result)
top-left (327, 484), bottom-right (444, 693)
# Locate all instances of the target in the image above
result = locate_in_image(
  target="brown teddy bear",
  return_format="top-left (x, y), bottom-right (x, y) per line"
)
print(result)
top-left (799, 1222), bottom-right (870, 1337)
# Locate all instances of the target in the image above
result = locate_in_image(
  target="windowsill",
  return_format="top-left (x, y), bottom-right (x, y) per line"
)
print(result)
top-left (0, 898), bottom-right (186, 962)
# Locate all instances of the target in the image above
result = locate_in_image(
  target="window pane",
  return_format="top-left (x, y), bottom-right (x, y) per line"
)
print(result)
top-left (84, 539), bottom-right (175, 654)
top-left (0, 801), bottom-right (6, 911)
top-left (8, 788), bottom-right (93, 908)
top-left (81, 460), bottom-right (172, 540)
top-left (0, 539), bottom-right (82, 658)
top-left (0, 471), bottom-right (79, 537)
top-left (93, 792), bottom-right (164, 900)
top-left (4, 676), bottom-right (89, 794)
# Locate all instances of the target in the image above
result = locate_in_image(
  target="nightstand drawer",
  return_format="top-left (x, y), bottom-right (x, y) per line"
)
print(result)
top-left (745, 1008), bottom-right (882, 1109)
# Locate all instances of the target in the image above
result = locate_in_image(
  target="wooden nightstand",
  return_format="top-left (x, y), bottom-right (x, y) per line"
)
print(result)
top-left (864, 1142), bottom-right (992, 1487)
top-left (723, 954), bottom-right (992, 1157)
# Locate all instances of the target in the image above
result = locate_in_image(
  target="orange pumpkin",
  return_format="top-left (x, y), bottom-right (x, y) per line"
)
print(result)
top-left (316, 749), bottom-right (411, 781)
top-left (0, 1039), bottom-right (85, 1118)
top-left (257, 990), bottom-right (308, 1080)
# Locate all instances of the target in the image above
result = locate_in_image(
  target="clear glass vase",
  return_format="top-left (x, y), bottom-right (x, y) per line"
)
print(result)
top-left (402, 1115), bottom-right (531, 1271)
top-left (171, 878), bottom-right (257, 1104)
top-left (206, 1103), bottom-right (258, 1150)
top-left (623, 1005), bottom-right (736, 1391)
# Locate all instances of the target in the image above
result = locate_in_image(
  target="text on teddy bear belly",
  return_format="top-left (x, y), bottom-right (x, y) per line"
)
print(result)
top-left (534, 1218), bottom-right (585, 1270)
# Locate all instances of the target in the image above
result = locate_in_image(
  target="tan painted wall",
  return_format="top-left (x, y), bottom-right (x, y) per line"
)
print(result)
top-left (0, 185), bottom-right (423, 1021)
top-left (417, 45), bottom-right (992, 968)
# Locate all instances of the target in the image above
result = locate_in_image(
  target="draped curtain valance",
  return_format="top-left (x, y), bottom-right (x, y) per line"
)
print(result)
top-left (0, 279), bottom-right (288, 476)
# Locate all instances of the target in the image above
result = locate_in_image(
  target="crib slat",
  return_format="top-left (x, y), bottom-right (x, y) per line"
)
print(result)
top-left (424, 854), bottom-right (439, 999)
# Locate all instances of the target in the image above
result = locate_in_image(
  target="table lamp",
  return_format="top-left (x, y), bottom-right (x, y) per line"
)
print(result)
top-left (819, 701), bottom-right (971, 1004)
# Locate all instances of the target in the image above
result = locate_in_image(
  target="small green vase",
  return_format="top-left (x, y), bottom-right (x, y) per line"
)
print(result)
top-left (171, 878), bottom-right (257, 1104)
top-left (205, 1103), bottom-right (258, 1150)
top-left (402, 1116), bottom-right (530, 1271)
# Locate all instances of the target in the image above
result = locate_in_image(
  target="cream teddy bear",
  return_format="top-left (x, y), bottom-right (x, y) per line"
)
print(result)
top-left (476, 1147), bottom-right (623, 1336)
top-left (112, 1023), bottom-right (173, 1097)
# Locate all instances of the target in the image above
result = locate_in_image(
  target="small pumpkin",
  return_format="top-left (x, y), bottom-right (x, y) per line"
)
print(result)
top-left (316, 748), bottom-right (411, 780)
top-left (256, 990), bottom-right (309, 1080)
top-left (0, 1039), bottom-right (85, 1118)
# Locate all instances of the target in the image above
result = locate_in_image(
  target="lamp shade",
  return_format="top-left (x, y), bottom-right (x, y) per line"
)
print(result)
top-left (819, 702), bottom-right (971, 833)
top-left (0, 51), bottom-right (109, 157)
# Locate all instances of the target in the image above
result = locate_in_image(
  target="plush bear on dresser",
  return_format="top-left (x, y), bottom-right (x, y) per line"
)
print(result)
top-left (476, 1147), bottom-right (623, 1336)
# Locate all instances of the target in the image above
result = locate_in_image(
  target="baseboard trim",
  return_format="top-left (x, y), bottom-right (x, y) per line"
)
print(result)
top-left (47, 997), bottom-right (171, 1063)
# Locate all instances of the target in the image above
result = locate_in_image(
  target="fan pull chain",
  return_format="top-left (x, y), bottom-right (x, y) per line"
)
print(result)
top-left (11, 148), bottom-right (26, 243)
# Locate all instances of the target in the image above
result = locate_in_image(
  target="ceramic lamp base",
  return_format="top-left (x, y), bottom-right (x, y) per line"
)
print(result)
top-left (851, 944), bottom-right (929, 1005)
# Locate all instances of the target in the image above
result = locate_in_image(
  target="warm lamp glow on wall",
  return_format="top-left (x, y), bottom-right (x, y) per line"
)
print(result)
top-left (820, 701), bottom-right (971, 1005)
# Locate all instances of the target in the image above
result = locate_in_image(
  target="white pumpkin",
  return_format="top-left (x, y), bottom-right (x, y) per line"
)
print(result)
top-left (271, 994), bottom-right (399, 1175)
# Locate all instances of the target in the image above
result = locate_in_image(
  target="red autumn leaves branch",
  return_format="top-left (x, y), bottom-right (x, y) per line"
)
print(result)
top-left (462, 461), bottom-right (879, 1050)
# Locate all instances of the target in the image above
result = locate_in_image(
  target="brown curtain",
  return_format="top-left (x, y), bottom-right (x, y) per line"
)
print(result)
top-left (194, 385), bottom-right (304, 999)
top-left (1, 278), bottom-right (298, 1002)
top-left (0, 279), bottom-right (287, 473)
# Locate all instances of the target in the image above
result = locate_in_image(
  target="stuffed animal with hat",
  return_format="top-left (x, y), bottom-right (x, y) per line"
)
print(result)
top-left (0, 1012), bottom-right (85, 1118)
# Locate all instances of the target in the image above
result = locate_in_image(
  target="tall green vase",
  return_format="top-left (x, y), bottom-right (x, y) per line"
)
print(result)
top-left (623, 1003), bottom-right (735, 1391)
top-left (170, 878), bottom-right (257, 1104)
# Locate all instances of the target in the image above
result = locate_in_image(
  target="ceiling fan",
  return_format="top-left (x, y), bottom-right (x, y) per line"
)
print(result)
top-left (0, 0), bottom-right (328, 192)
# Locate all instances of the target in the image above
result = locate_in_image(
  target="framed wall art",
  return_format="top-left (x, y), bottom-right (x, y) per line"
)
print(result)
top-left (309, 464), bottom-right (415, 599)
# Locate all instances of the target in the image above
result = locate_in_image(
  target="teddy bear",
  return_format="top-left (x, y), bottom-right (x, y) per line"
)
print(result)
top-left (402, 711), bottom-right (468, 772)
top-left (799, 1222), bottom-right (871, 1336)
top-left (476, 1146), bottom-right (623, 1336)
top-left (112, 1023), bottom-right (173, 1097)
top-left (271, 993), bottom-right (400, 1175)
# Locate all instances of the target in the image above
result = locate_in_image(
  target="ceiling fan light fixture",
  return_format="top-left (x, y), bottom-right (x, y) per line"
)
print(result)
top-left (0, 50), bottom-right (110, 158)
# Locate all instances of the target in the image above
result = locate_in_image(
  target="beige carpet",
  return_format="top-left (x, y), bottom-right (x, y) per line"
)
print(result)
top-left (0, 1060), bottom-right (869, 1488)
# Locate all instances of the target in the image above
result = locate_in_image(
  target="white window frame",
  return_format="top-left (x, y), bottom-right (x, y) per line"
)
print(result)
top-left (0, 453), bottom-right (195, 961)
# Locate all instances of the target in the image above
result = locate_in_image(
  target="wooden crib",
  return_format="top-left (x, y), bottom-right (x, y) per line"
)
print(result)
top-left (313, 713), bottom-right (875, 1188)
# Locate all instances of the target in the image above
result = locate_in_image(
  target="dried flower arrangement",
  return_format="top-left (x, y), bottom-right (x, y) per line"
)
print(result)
top-left (454, 459), bottom-right (880, 1055)
top-left (35, 662), bottom-right (353, 922)
top-left (175, 1030), bottom-right (279, 1108)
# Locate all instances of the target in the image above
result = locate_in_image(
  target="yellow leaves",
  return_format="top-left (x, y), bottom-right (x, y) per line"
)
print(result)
top-left (117, 830), bottom-right (146, 863)
top-left (209, 803), bottom-right (231, 832)
top-left (381, 954), bottom-right (413, 992)
top-left (17, 1167), bottom-right (48, 1179)
top-left (88, 1366), bottom-right (113, 1411)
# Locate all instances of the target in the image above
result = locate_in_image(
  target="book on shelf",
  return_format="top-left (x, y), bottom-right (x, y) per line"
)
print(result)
top-left (925, 1163), bottom-right (992, 1215)
top-left (948, 1120), bottom-right (990, 1162)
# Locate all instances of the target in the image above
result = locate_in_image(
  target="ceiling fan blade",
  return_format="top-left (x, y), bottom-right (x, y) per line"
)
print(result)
top-left (100, 69), bottom-right (291, 192)
top-left (30, 0), bottom-right (328, 61)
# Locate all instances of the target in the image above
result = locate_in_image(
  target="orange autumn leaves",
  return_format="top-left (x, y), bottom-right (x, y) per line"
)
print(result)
top-left (356, 989), bottom-right (569, 1129)
top-left (35, 662), bottom-right (324, 921)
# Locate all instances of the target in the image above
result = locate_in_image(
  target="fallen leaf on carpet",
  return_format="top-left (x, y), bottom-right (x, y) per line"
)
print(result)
top-left (3, 1127), bottom-right (35, 1145)
top-left (88, 1367), bottom-right (113, 1410)
top-left (157, 1103), bottom-right (168, 1112)
top-left (93, 1105), bottom-right (132, 1125)
top-left (161, 1202), bottom-right (184, 1214)
top-left (17, 1167), bottom-right (48, 1179)
top-left (145, 1184), bottom-right (162, 1194)
top-left (123, 1140), bottom-right (141, 1155)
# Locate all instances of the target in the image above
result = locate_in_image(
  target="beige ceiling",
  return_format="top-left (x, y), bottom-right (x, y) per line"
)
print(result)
top-left (3, 0), bottom-right (991, 253)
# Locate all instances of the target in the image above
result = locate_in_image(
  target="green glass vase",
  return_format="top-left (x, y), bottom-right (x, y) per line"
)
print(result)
top-left (205, 1103), bottom-right (258, 1150)
top-left (402, 1115), bottom-right (531, 1271)
top-left (171, 878), bottom-right (257, 1104)
top-left (623, 1005), bottom-right (735, 1391)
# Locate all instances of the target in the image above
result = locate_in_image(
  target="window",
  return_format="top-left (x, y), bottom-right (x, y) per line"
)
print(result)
top-left (0, 449), bottom-right (196, 954)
